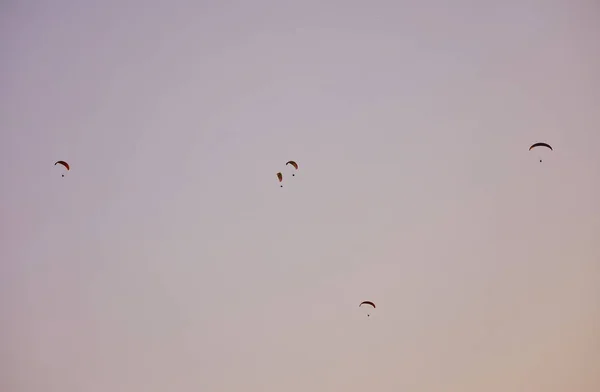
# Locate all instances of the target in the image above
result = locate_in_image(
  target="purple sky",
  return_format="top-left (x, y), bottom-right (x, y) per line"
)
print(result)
top-left (2, 1), bottom-right (599, 391)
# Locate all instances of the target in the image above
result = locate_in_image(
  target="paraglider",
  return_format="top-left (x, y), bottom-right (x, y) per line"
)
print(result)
top-left (529, 142), bottom-right (552, 162)
top-left (276, 172), bottom-right (283, 187)
top-left (359, 301), bottom-right (376, 317)
top-left (54, 160), bottom-right (69, 177)
top-left (286, 160), bottom-right (298, 176)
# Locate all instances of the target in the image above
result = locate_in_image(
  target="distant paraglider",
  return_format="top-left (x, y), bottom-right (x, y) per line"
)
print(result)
top-left (529, 142), bottom-right (552, 162)
top-left (286, 160), bottom-right (298, 176)
top-left (359, 301), bottom-right (376, 317)
top-left (54, 160), bottom-right (69, 177)
top-left (276, 172), bottom-right (283, 187)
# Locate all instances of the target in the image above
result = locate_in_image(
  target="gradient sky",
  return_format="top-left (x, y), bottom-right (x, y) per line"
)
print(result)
top-left (1, 1), bottom-right (599, 391)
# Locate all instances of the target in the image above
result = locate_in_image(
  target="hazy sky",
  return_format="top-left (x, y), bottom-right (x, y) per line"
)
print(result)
top-left (1, 1), bottom-right (599, 391)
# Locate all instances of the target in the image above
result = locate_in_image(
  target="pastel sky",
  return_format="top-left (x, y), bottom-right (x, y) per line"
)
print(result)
top-left (1, 1), bottom-right (599, 391)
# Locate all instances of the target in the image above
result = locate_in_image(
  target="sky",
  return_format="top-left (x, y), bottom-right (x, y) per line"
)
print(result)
top-left (1, 1), bottom-right (599, 391)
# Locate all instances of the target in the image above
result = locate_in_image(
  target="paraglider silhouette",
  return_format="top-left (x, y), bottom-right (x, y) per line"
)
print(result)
top-left (54, 160), bottom-right (69, 177)
top-left (529, 142), bottom-right (552, 163)
top-left (359, 301), bottom-right (376, 317)
top-left (286, 161), bottom-right (298, 176)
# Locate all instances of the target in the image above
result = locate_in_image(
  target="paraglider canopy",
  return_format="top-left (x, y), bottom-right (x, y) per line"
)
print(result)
top-left (55, 160), bottom-right (69, 170)
top-left (529, 142), bottom-right (552, 151)
top-left (276, 172), bottom-right (283, 187)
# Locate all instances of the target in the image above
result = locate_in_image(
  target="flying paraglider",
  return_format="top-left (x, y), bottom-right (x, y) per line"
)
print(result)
top-left (54, 160), bottom-right (70, 177)
top-left (276, 172), bottom-right (283, 187)
top-left (359, 301), bottom-right (376, 317)
top-left (529, 142), bottom-right (552, 162)
top-left (286, 160), bottom-right (298, 176)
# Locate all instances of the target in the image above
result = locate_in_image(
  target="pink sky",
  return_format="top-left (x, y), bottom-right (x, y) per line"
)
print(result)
top-left (1, 1), bottom-right (599, 391)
